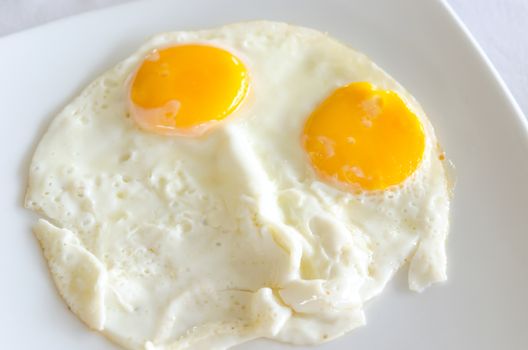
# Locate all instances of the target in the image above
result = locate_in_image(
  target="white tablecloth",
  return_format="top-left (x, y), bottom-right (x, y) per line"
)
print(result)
top-left (1, 0), bottom-right (526, 116)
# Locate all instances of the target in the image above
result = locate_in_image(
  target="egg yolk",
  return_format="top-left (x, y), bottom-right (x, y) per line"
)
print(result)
top-left (302, 82), bottom-right (425, 191)
top-left (129, 44), bottom-right (248, 136)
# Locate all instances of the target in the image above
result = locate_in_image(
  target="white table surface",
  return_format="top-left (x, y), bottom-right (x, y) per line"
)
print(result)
top-left (0, 0), bottom-right (526, 115)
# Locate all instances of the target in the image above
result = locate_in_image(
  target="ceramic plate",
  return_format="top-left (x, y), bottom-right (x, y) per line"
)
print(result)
top-left (1, 0), bottom-right (527, 349)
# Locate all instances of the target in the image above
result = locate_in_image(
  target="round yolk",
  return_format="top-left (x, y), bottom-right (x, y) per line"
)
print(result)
top-left (302, 82), bottom-right (425, 191)
top-left (129, 44), bottom-right (248, 136)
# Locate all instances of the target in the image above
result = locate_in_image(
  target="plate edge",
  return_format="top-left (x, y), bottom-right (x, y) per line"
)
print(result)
top-left (439, 0), bottom-right (528, 136)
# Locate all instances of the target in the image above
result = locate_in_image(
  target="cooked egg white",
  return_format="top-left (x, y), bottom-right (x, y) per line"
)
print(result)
top-left (26, 21), bottom-right (451, 350)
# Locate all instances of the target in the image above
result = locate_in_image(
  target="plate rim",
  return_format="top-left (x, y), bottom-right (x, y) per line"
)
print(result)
top-left (437, 0), bottom-right (528, 136)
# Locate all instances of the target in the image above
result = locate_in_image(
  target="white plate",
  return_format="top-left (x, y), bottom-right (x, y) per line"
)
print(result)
top-left (1, 0), bottom-right (527, 349)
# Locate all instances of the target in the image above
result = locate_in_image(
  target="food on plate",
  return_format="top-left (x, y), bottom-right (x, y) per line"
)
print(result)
top-left (25, 21), bottom-right (452, 350)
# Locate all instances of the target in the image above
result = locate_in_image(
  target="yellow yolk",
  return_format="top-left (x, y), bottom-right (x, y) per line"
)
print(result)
top-left (302, 82), bottom-right (425, 191)
top-left (129, 45), bottom-right (248, 136)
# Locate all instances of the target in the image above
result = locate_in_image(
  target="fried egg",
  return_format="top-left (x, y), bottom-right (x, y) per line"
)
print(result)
top-left (25, 21), bottom-right (451, 349)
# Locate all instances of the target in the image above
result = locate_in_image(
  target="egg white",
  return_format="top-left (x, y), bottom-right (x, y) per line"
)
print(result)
top-left (26, 21), bottom-right (451, 349)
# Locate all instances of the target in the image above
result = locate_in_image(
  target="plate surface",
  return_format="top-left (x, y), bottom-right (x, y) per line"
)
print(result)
top-left (1, 0), bottom-right (527, 349)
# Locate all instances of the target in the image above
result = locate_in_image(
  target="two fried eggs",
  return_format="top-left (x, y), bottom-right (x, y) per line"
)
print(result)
top-left (26, 21), bottom-right (451, 350)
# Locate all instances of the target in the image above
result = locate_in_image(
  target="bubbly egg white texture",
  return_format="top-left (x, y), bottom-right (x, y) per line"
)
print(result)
top-left (26, 22), bottom-right (451, 349)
